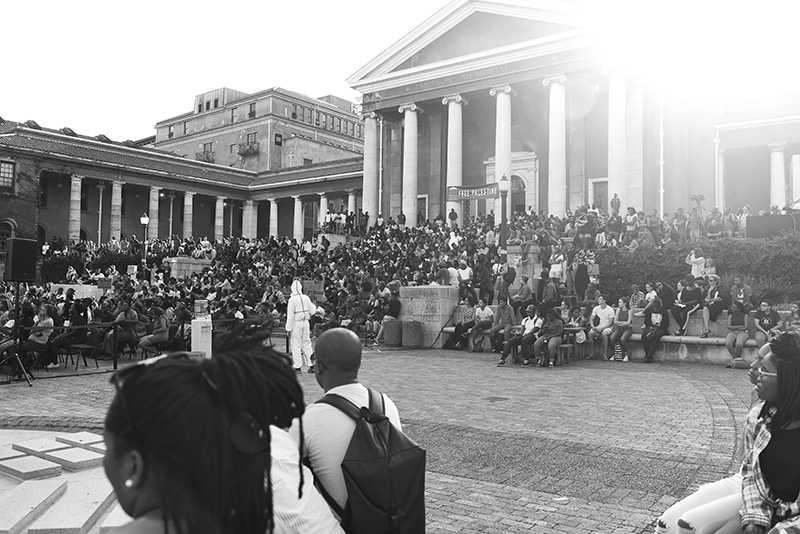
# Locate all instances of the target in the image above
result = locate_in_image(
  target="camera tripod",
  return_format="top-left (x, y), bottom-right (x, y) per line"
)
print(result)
top-left (0, 281), bottom-right (33, 387)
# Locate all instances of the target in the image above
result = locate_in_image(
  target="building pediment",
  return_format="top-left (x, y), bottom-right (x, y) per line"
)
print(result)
top-left (348, 0), bottom-right (588, 97)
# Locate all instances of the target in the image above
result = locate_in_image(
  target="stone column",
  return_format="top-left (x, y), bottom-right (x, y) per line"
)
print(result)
top-left (607, 69), bottom-right (627, 212)
top-left (399, 103), bottom-right (422, 228)
top-left (769, 143), bottom-right (787, 208)
top-left (793, 155), bottom-right (800, 202)
top-left (183, 192), bottom-right (194, 239)
top-left (242, 200), bottom-right (255, 239)
top-left (716, 145), bottom-right (726, 212)
top-left (319, 193), bottom-right (328, 231)
top-left (214, 196), bottom-right (225, 241)
top-left (96, 182), bottom-right (105, 245)
top-left (269, 198), bottom-right (279, 237)
top-left (490, 85), bottom-right (513, 218)
top-left (293, 195), bottom-right (303, 242)
top-left (347, 189), bottom-right (356, 215)
top-left (443, 94), bottom-right (467, 223)
top-left (543, 75), bottom-right (567, 216)
top-left (362, 113), bottom-right (379, 227)
top-left (68, 175), bottom-right (83, 243)
top-left (110, 181), bottom-right (123, 242)
top-left (148, 186), bottom-right (160, 240)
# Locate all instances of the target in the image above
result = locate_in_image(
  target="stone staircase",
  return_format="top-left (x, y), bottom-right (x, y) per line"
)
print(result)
top-left (0, 431), bottom-right (131, 534)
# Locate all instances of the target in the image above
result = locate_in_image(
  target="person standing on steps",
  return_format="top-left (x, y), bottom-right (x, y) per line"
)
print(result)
top-left (286, 279), bottom-right (316, 373)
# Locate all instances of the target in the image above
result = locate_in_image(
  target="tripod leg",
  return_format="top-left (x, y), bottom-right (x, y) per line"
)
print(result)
top-left (13, 353), bottom-right (33, 387)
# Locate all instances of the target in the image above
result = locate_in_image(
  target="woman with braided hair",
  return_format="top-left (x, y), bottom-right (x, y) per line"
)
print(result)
top-left (102, 332), bottom-right (343, 534)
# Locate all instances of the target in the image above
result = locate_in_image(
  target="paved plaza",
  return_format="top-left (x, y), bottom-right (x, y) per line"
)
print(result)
top-left (0, 347), bottom-right (755, 533)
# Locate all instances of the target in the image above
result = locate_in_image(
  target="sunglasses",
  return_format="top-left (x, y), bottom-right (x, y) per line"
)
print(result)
top-left (110, 352), bottom-right (268, 455)
top-left (758, 368), bottom-right (778, 379)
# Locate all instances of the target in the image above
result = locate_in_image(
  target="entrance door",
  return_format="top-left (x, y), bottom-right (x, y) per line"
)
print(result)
top-left (417, 196), bottom-right (428, 223)
top-left (593, 181), bottom-right (608, 213)
top-left (511, 175), bottom-right (526, 216)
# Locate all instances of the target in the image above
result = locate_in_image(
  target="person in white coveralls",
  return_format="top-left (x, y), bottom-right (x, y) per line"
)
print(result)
top-left (285, 279), bottom-right (316, 373)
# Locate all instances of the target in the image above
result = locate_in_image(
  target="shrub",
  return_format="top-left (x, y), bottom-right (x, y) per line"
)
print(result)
top-left (596, 233), bottom-right (800, 305)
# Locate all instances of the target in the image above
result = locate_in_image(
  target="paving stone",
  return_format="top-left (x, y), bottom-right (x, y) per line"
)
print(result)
top-left (54, 432), bottom-right (103, 448)
top-left (0, 478), bottom-right (67, 534)
top-left (42, 448), bottom-right (104, 472)
top-left (12, 439), bottom-right (70, 457)
top-left (99, 502), bottom-right (132, 533)
top-left (0, 446), bottom-right (25, 461)
top-left (0, 456), bottom-right (62, 480)
top-left (27, 477), bottom-right (115, 534)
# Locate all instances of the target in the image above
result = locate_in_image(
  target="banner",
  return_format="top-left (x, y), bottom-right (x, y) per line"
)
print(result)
top-left (447, 184), bottom-right (499, 202)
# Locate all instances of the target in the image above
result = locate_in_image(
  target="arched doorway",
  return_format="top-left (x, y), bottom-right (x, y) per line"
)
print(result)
top-left (511, 175), bottom-right (526, 216)
top-left (37, 225), bottom-right (47, 246)
top-left (79, 228), bottom-right (88, 242)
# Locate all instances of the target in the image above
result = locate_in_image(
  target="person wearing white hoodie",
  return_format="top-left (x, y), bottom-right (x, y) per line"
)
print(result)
top-left (286, 279), bottom-right (317, 372)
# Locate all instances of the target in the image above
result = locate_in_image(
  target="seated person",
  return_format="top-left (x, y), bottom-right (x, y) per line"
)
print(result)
top-left (510, 275), bottom-right (536, 318)
top-left (587, 295), bottom-right (615, 359)
top-left (488, 296), bottom-right (516, 352)
top-left (671, 275), bottom-right (702, 336)
top-left (529, 308), bottom-right (564, 368)
top-left (753, 299), bottom-right (782, 348)
top-left (497, 305), bottom-right (540, 366)
top-left (468, 299), bottom-right (494, 352)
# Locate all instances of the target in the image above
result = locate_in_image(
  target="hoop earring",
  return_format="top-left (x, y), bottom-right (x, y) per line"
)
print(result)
top-left (124, 479), bottom-right (133, 488)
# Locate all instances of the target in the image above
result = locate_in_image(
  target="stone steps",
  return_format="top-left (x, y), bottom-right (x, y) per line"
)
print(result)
top-left (0, 432), bottom-right (131, 533)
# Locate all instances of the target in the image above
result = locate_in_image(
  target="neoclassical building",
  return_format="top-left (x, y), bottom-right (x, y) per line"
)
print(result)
top-left (348, 0), bottom-right (800, 226)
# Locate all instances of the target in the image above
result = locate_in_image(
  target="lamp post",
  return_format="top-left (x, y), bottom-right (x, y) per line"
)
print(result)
top-left (139, 213), bottom-right (150, 272)
top-left (498, 173), bottom-right (510, 254)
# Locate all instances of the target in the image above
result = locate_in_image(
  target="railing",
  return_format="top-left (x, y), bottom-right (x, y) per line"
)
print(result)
top-left (237, 143), bottom-right (259, 156)
top-left (195, 152), bottom-right (215, 163)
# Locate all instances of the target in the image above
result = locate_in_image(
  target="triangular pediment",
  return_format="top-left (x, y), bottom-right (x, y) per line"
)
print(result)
top-left (391, 12), bottom-right (574, 73)
top-left (348, 0), bottom-right (584, 90)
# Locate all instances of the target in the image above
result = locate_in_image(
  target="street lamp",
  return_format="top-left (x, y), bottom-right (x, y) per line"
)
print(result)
top-left (498, 173), bottom-right (510, 254)
top-left (139, 213), bottom-right (150, 270)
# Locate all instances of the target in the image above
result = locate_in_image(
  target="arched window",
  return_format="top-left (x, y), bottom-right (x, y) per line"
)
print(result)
top-left (37, 225), bottom-right (47, 245)
top-left (0, 220), bottom-right (15, 256)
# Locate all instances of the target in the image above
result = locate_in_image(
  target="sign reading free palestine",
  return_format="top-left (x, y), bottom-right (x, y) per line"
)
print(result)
top-left (447, 184), bottom-right (500, 202)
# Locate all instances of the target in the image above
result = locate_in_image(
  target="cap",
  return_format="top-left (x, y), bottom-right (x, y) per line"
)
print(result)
top-left (525, 304), bottom-right (537, 312)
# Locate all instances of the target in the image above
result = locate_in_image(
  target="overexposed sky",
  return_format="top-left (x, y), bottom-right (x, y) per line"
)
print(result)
top-left (3, 0), bottom-right (453, 141)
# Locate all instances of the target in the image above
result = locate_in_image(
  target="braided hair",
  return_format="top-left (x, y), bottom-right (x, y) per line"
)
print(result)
top-left (105, 333), bottom-right (305, 534)
top-left (766, 332), bottom-right (800, 431)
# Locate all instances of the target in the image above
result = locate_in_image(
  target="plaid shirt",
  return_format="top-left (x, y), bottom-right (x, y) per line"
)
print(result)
top-left (741, 403), bottom-right (800, 532)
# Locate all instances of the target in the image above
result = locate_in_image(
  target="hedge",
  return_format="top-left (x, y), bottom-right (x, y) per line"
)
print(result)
top-left (596, 233), bottom-right (800, 306)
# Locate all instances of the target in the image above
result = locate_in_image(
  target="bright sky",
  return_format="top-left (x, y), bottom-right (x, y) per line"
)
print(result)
top-left (6, 0), bottom-right (800, 142)
top-left (4, 0), bottom-right (453, 141)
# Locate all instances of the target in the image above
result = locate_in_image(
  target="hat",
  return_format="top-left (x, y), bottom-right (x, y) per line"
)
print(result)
top-left (708, 274), bottom-right (720, 282)
top-left (521, 275), bottom-right (529, 282)
top-left (525, 304), bottom-right (537, 313)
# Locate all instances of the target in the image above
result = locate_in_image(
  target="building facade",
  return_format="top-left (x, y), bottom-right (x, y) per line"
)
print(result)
top-left (348, 0), bottom-right (800, 227)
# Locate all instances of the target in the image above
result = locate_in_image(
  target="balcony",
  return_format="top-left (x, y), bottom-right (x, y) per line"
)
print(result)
top-left (195, 152), bottom-right (215, 163)
top-left (237, 143), bottom-right (259, 156)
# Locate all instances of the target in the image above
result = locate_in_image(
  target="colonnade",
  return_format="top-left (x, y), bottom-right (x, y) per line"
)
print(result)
top-left (64, 175), bottom-right (359, 244)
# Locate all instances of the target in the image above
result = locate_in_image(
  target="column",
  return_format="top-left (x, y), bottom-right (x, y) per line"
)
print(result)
top-left (362, 113), bottom-right (379, 227)
top-left (490, 86), bottom-right (512, 218)
top-left (96, 182), bottom-right (105, 245)
top-left (293, 195), bottom-right (303, 242)
top-left (346, 189), bottom-right (356, 214)
top-left (792, 155), bottom-right (800, 203)
top-left (607, 69), bottom-right (627, 212)
top-left (68, 174), bottom-right (82, 243)
top-left (443, 94), bottom-right (467, 223)
top-left (214, 196), bottom-right (225, 241)
top-left (183, 192), bottom-right (194, 238)
top-left (399, 103), bottom-right (421, 227)
top-left (167, 192), bottom-right (176, 238)
top-left (148, 186), bottom-right (160, 240)
top-left (242, 200), bottom-right (255, 239)
top-left (319, 193), bottom-right (328, 231)
top-left (769, 143), bottom-right (787, 208)
top-left (110, 181), bottom-right (123, 242)
top-left (716, 141), bottom-right (726, 212)
top-left (269, 198), bottom-right (279, 237)
top-left (543, 75), bottom-right (567, 216)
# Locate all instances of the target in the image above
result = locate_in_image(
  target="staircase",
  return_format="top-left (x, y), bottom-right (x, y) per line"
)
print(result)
top-left (0, 431), bottom-right (131, 534)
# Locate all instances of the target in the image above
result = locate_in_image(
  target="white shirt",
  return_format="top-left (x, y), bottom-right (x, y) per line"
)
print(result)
top-left (521, 316), bottom-right (541, 336)
top-left (270, 427), bottom-right (345, 534)
top-left (290, 383), bottom-right (402, 511)
top-left (475, 306), bottom-right (494, 323)
top-left (457, 266), bottom-right (473, 283)
top-left (591, 305), bottom-right (616, 330)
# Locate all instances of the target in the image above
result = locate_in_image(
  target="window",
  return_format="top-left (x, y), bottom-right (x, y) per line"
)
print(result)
top-left (249, 103), bottom-right (256, 118)
top-left (349, 122), bottom-right (355, 136)
top-left (284, 106), bottom-right (289, 117)
top-left (303, 158), bottom-right (312, 166)
top-left (321, 114), bottom-right (327, 129)
top-left (307, 110), bottom-right (313, 124)
top-left (205, 101), bottom-right (211, 111)
top-left (0, 161), bottom-right (15, 191)
top-left (336, 118), bottom-right (341, 132)
top-left (299, 107), bottom-right (305, 122)
top-left (274, 133), bottom-right (283, 146)
top-left (246, 132), bottom-right (258, 144)
top-left (230, 144), bottom-right (237, 154)
top-left (315, 111), bottom-right (320, 126)
top-left (231, 108), bottom-right (237, 123)
top-left (198, 103), bottom-right (203, 113)
top-left (39, 178), bottom-right (47, 207)
top-left (292, 104), bottom-right (298, 119)
top-left (0, 221), bottom-right (13, 255)
top-left (214, 98), bottom-right (219, 108)
top-left (168, 125), bottom-right (174, 138)
top-left (357, 124), bottom-right (362, 138)
top-left (183, 122), bottom-right (188, 135)
top-left (203, 142), bottom-right (213, 153)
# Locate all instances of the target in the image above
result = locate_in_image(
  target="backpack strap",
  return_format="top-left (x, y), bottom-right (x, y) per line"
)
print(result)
top-left (316, 388), bottom-right (385, 420)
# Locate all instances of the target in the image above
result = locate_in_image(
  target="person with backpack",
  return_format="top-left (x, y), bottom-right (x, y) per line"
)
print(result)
top-left (291, 328), bottom-right (425, 534)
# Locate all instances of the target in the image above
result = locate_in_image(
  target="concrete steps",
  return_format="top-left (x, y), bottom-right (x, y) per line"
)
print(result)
top-left (0, 432), bottom-right (131, 533)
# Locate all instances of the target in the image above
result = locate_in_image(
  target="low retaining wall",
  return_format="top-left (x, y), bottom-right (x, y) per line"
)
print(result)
top-left (398, 285), bottom-right (460, 348)
top-left (164, 257), bottom-right (213, 280)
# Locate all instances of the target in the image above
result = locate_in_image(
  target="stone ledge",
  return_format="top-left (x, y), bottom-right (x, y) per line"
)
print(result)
top-left (0, 456), bottom-right (62, 480)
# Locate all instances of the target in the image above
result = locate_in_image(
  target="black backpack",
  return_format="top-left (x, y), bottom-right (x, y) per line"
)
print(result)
top-left (503, 266), bottom-right (516, 284)
top-left (314, 389), bottom-right (426, 534)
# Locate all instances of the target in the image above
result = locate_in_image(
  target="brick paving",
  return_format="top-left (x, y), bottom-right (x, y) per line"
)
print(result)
top-left (0, 348), bottom-right (755, 533)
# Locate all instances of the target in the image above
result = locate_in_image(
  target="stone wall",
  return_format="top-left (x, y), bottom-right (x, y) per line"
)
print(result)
top-left (398, 285), bottom-right (461, 348)
top-left (164, 257), bottom-right (213, 280)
